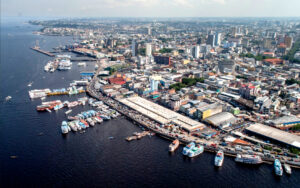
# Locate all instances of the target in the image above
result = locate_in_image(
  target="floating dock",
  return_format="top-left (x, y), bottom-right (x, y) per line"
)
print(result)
top-left (31, 47), bottom-right (55, 57)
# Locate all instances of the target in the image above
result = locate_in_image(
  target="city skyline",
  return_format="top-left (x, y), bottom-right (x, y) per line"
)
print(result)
top-left (2, 0), bottom-right (300, 18)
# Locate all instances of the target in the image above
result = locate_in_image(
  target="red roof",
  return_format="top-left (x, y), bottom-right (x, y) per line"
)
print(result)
top-left (108, 77), bottom-right (126, 85)
top-left (264, 58), bottom-right (283, 64)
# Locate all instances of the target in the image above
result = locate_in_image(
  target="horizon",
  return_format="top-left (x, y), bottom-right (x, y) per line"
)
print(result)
top-left (2, 0), bottom-right (300, 18)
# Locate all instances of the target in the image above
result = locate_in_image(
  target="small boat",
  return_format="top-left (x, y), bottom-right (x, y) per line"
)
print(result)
top-left (274, 159), bottom-right (283, 176)
top-left (5, 96), bottom-right (12, 101)
top-left (28, 82), bottom-right (33, 87)
top-left (87, 118), bottom-right (95, 127)
top-left (109, 136), bottom-right (114, 140)
top-left (61, 121), bottom-right (69, 134)
top-left (65, 109), bottom-right (72, 115)
top-left (215, 150), bottom-right (224, 167)
top-left (80, 119), bottom-right (89, 128)
top-left (283, 163), bottom-right (292, 175)
top-left (41, 97), bottom-right (46, 100)
top-left (68, 121), bottom-right (78, 132)
top-left (169, 139), bottom-right (180, 152)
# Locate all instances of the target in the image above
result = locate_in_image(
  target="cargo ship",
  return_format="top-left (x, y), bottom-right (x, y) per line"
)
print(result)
top-left (274, 159), bottom-right (283, 176)
top-left (169, 139), bottom-right (179, 152)
top-left (182, 142), bottom-right (195, 156)
top-left (214, 150), bottom-right (224, 167)
top-left (188, 144), bottom-right (204, 158)
top-left (235, 154), bottom-right (262, 165)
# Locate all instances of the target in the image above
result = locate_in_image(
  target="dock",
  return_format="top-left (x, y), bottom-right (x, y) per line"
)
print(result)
top-left (31, 47), bottom-right (55, 57)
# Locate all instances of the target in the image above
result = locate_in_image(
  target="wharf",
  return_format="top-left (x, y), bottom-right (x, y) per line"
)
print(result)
top-left (86, 65), bottom-right (300, 168)
top-left (47, 90), bottom-right (86, 96)
top-left (31, 47), bottom-right (55, 57)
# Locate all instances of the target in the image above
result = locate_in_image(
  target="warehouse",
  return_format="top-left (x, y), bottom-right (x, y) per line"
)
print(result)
top-left (118, 96), bottom-right (205, 132)
top-left (204, 112), bottom-right (236, 128)
top-left (246, 123), bottom-right (300, 149)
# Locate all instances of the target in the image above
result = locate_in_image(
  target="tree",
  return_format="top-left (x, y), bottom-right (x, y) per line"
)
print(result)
top-left (138, 48), bottom-right (146, 56)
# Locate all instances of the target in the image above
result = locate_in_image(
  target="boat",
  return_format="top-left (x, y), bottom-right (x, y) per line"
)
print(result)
top-left (235, 154), bottom-right (263, 165)
top-left (61, 121), bottom-right (69, 134)
top-left (87, 118), bottom-right (95, 126)
top-left (215, 150), bottom-right (224, 167)
top-left (274, 159), bottom-right (283, 176)
top-left (27, 82), bottom-right (33, 87)
top-left (80, 119), bottom-right (89, 128)
top-left (169, 139), bottom-right (180, 152)
top-left (100, 115), bottom-right (111, 120)
top-left (188, 144), bottom-right (204, 158)
top-left (58, 59), bottom-right (72, 70)
top-left (65, 109), bottom-right (72, 115)
top-left (68, 101), bottom-right (79, 108)
top-left (29, 89), bottom-right (51, 99)
top-left (5, 96), bottom-right (12, 101)
top-left (182, 142), bottom-right (195, 156)
top-left (68, 121), bottom-right (78, 132)
top-left (283, 163), bottom-right (292, 175)
top-left (78, 62), bottom-right (86, 67)
top-left (54, 103), bottom-right (64, 111)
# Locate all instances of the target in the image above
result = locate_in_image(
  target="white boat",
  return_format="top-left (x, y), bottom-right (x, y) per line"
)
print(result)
top-left (5, 96), bottom-right (12, 101)
top-left (215, 150), bottom-right (224, 167)
top-left (284, 163), bottom-right (292, 175)
top-left (65, 109), bottom-right (72, 115)
top-left (78, 62), bottom-right (86, 67)
top-left (28, 82), bottom-right (33, 87)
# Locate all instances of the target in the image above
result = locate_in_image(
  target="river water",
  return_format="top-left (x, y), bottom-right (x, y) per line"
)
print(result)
top-left (0, 19), bottom-right (299, 188)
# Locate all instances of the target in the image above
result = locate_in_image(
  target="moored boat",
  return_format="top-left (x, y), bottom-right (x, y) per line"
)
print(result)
top-left (283, 163), bottom-right (292, 175)
top-left (274, 159), bottom-right (283, 176)
top-left (182, 142), bottom-right (195, 156)
top-left (188, 144), bottom-right (204, 158)
top-left (235, 154), bottom-right (262, 165)
top-left (169, 139), bottom-right (179, 152)
top-left (215, 150), bottom-right (224, 167)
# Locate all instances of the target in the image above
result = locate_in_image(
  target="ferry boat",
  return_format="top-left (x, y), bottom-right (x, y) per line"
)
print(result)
top-left (61, 121), bottom-right (70, 134)
top-left (215, 150), bottom-right (224, 167)
top-left (283, 163), bottom-right (292, 175)
top-left (235, 154), bottom-right (263, 165)
top-left (188, 144), bottom-right (204, 158)
top-left (274, 159), bottom-right (283, 176)
top-left (182, 142), bottom-right (195, 155)
top-left (169, 139), bottom-right (179, 152)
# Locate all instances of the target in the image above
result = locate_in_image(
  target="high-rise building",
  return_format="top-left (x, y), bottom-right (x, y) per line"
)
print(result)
top-left (132, 40), bottom-right (138, 56)
top-left (214, 33), bottom-right (222, 46)
top-left (192, 45), bottom-right (200, 59)
top-left (263, 38), bottom-right (273, 49)
top-left (146, 43), bottom-right (152, 56)
top-left (231, 27), bottom-right (237, 37)
top-left (154, 55), bottom-right (171, 65)
top-left (284, 35), bottom-right (293, 49)
top-left (148, 27), bottom-right (152, 35)
top-left (207, 34), bottom-right (215, 47)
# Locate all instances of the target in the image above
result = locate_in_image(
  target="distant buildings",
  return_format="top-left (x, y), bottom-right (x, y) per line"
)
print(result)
top-left (207, 34), bottom-right (215, 47)
top-left (132, 40), bottom-right (138, 56)
top-left (192, 45), bottom-right (200, 59)
top-left (146, 43), bottom-right (152, 56)
top-left (214, 33), bottom-right (222, 46)
top-left (154, 55), bottom-right (171, 65)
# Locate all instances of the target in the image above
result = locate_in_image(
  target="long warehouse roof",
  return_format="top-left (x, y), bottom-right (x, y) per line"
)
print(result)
top-left (119, 96), bottom-right (205, 132)
top-left (246, 123), bottom-right (300, 148)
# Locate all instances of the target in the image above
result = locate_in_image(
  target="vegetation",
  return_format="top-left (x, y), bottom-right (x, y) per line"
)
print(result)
top-left (286, 78), bottom-right (300, 86)
top-left (239, 53), bottom-right (276, 61)
top-left (236, 75), bottom-right (247, 79)
top-left (159, 48), bottom-right (173, 54)
top-left (289, 147), bottom-right (300, 155)
top-left (291, 124), bottom-right (300, 131)
top-left (138, 48), bottom-right (146, 56)
top-left (264, 145), bottom-right (273, 151)
top-left (169, 77), bottom-right (205, 91)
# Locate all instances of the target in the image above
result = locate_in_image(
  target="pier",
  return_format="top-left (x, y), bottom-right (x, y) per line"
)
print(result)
top-left (30, 47), bottom-right (55, 57)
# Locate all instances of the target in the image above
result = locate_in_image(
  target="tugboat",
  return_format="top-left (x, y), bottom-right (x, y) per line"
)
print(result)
top-left (169, 139), bottom-right (179, 152)
top-left (283, 163), bottom-right (292, 175)
top-left (182, 142), bottom-right (195, 156)
top-left (215, 150), bottom-right (224, 167)
top-left (188, 144), bottom-right (204, 158)
top-left (274, 159), bottom-right (283, 176)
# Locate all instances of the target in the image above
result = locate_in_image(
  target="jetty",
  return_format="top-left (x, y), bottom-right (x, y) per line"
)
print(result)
top-left (30, 46), bottom-right (55, 57)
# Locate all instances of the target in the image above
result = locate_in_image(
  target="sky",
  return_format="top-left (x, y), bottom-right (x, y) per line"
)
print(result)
top-left (1, 0), bottom-right (300, 18)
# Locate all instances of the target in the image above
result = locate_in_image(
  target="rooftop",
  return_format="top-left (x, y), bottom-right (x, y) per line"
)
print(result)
top-left (246, 123), bottom-right (300, 148)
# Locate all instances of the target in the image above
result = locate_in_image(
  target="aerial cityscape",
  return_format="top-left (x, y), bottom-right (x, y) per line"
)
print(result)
top-left (1, 0), bottom-right (300, 187)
